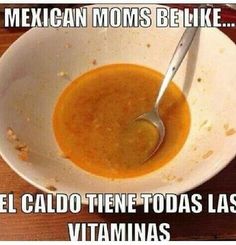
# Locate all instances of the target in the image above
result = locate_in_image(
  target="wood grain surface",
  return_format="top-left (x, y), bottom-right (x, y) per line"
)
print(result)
top-left (0, 5), bottom-right (235, 241)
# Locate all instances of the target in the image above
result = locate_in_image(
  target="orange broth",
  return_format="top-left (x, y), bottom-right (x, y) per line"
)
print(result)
top-left (53, 64), bottom-right (191, 178)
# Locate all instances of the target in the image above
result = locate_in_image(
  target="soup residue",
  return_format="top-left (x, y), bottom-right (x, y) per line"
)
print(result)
top-left (53, 64), bottom-right (191, 178)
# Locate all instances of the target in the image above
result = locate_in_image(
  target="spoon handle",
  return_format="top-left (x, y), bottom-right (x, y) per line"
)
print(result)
top-left (154, 25), bottom-right (199, 108)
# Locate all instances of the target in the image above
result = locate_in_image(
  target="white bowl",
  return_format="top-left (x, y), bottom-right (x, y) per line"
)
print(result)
top-left (0, 5), bottom-right (235, 204)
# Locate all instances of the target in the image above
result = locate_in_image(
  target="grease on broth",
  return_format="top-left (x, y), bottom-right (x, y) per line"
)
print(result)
top-left (53, 64), bottom-right (191, 178)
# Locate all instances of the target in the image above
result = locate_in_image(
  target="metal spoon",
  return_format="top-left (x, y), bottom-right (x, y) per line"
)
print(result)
top-left (135, 25), bottom-right (199, 160)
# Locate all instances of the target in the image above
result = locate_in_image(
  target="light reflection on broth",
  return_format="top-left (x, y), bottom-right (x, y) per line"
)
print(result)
top-left (53, 64), bottom-right (191, 178)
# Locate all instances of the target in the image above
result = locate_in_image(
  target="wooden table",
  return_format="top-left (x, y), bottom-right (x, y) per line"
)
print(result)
top-left (0, 7), bottom-right (236, 241)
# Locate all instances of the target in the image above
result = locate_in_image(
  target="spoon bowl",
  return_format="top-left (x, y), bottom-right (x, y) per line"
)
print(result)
top-left (135, 109), bottom-right (165, 159)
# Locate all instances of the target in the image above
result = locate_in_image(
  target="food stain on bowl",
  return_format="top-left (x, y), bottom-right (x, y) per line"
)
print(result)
top-left (6, 127), bottom-right (29, 161)
top-left (224, 124), bottom-right (236, 136)
top-left (202, 150), bottom-right (214, 159)
top-left (45, 185), bottom-right (57, 192)
top-left (53, 64), bottom-right (191, 179)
